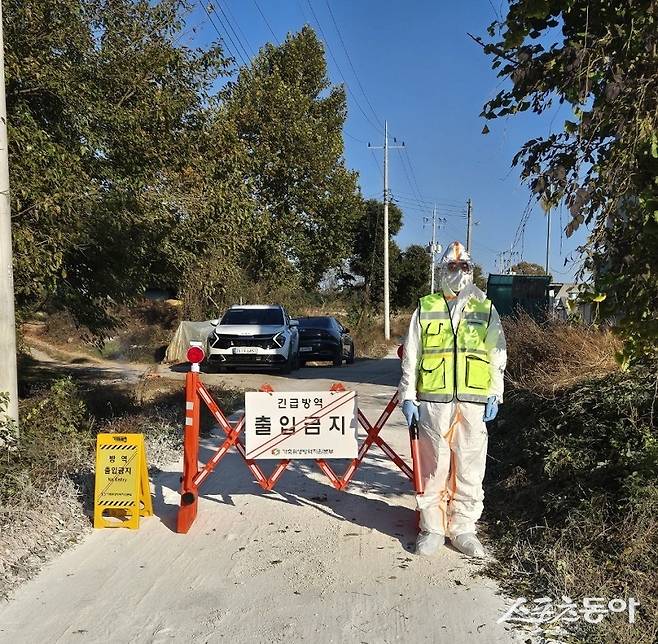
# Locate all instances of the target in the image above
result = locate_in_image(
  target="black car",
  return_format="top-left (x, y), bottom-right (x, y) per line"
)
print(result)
top-left (297, 316), bottom-right (355, 366)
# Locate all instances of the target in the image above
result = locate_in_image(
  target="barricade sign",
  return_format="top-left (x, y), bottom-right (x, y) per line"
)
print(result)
top-left (177, 344), bottom-right (424, 534)
top-left (244, 390), bottom-right (358, 459)
top-left (94, 433), bottom-right (153, 530)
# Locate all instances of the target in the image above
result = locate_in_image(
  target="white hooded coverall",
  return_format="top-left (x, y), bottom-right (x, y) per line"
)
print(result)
top-left (399, 276), bottom-right (507, 538)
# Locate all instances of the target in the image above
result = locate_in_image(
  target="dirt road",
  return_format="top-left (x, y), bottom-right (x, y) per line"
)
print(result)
top-left (0, 353), bottom-right (521, 643)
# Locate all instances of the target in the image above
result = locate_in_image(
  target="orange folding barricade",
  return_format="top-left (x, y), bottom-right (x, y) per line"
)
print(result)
top-left (177, 357), bottom-right (423, 534)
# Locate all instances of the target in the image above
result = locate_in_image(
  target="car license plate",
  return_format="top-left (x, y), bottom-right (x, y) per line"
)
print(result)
top-left (299, 346), bottom-right (313, 352)
top-left (233, 347), bottom-right (258, 354)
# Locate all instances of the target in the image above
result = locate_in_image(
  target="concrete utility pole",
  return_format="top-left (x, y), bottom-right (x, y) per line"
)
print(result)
top-left (369, 120), bottom-right (403, 341)
top-left (0, 3), bottom-right (18, 430)
top-left (426, 208), bottom-right (446, 294)
top-left (430, 205), bottom-right (437, 293)
top-left (545, 207), bottom-right (552, 276)
top-left (466, 198), bottom-right (473, 254)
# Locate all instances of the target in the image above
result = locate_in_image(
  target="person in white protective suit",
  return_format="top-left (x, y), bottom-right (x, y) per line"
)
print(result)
top-left (399, 241), bottom-right (506, 558)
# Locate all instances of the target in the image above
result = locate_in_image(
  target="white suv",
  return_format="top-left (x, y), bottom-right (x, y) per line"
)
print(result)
top-left (207, 305), bottom-right (300, 373)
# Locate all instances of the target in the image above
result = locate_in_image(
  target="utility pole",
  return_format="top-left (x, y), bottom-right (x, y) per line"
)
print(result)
top-left (426, 210), bottom-right (447, 294)
top-left (0, 3), bottom-right (18, 431)
top-left (430, 205), bottom-right (437, 293)
top-left (496, 251), bottom-right (504, 274)
top-left (466, 198), bottom-right (473, 254)
top-left (545, 207), bottom-right (552, 277)
top-left (368, 120), bottom-right (403, 341)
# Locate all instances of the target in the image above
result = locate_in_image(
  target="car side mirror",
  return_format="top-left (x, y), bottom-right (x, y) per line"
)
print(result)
top-left (289, 319), bottom-right (299, 327)
top-left (210, 319), bottom-right (219, 326)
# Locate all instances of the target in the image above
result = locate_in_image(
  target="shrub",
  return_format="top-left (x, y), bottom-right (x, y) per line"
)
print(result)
top-left (485, 364), bottom-right (658, 644)
top-left (1, 378), bottom-right (93, 507)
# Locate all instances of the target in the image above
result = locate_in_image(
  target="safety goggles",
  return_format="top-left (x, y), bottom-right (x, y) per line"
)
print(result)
top-left (446, 261), bottom-right (473, 273)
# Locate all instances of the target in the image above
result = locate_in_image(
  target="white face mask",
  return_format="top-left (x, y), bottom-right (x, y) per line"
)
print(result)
top-left (441, 268), bottom-right (473, 293)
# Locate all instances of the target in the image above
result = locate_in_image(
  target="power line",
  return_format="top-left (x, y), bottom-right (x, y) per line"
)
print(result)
top-left (471, 241), bottom-right (501, 257)
top-left (253, 0), bottom-right (279, 44)
top-left (370, 149), bottom-right (383, 178)
top-left (305, 0), bottom-right (384, 135)
top-left (323, 0), bottom-right (383, 129)
top-left (392, 193), bottom-right (466, 219)
top-left (391, 190), bottom-right (463, 208)
top-left (208, 3), bottom-right (248, 67)
top-left (508, 195), bottom-right (535, 264)
top-left (213, 2), bottom-right (252, 63)
top-left (396, 147), bottom-right (420, 206)
top-left (222, 1), bottom-right (256, 58)
top-left (392, 201), bottom-right (465, 219)
top-left (391, 194), bottom-right (464, 210)
top-left (392, 194), bottom-right (465, 213)
top-left (402, 147), bottom-right (426, 203)
top-left (200, 2), bottom-right (240, 65)
top-left (396, 147), bottom-right (424, 205)
top-left (343, 129), bottom-right (369, 144)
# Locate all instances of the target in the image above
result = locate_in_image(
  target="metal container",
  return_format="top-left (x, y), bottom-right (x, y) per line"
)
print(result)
top-left (486, 274), bottom-right (551, 319)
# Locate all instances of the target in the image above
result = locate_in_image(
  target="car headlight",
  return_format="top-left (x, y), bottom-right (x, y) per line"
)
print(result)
top-left (273, 332), bottom-right (287, 348)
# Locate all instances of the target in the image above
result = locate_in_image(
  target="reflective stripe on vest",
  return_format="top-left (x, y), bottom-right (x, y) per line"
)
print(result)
top-left (416, 293), bottom-right (493, 404)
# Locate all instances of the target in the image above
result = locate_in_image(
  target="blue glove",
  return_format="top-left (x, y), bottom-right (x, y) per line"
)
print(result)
top-left (402, 400), bottom-right (419, 427)
top-left (483, 396), bottom-right (499, 422)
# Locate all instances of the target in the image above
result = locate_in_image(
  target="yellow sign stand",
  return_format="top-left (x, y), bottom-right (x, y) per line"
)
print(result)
top-left (94, 433), bottom-right (153, 529)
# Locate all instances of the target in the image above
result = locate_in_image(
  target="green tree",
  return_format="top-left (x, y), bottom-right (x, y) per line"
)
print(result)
top-left (223, 26), bottom-right (363, 289)
top-left (6, 0), bottom-right (244, 331)
top-left (472, 263), bottom-right (488, 290)
top-left (393, 245), bottom-right (430, 309)
top-left (476, 0), bottom-right (658, 361)
top-left (510, 261), bottom-right (545, 276)
top-left (349, 199), bottom-right (404, 308)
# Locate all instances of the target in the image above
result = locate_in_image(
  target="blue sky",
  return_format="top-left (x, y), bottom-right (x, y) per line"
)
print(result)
top-left (187, 0), bottom-right (587, 280)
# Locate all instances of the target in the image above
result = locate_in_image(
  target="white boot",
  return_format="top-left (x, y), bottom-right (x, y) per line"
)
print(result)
top-left (415, 531), bottom-right (444, 556)
top-left (451, 532), bottom-right (486, 558)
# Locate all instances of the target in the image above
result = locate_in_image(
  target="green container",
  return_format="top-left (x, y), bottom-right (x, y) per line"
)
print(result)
top-left (486, 274), bottom-right (551, 319)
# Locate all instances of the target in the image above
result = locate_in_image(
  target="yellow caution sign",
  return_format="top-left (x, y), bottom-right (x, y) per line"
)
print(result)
top-left (94, 433), bottom-right (153, 529)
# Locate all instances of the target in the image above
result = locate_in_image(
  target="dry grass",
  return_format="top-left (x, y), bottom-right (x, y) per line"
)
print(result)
top-left (348, 312), bottom-right (410, 359)
top-left (1, 370), bottom-right (241, 600)
top-left (503, 312), bottom-right (621, 395)
top-left (0, 478), bottom-right (92, 599)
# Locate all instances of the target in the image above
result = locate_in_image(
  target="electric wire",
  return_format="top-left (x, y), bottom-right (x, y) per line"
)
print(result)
top-left (253, 0), bottom-right (279, 44)
top-left (396, 147), bottom-right (424, 205)
top-left (370, 149), bottom-right (384, 179)
top-left (223, 1), bottom-right (256, 58)
top-left (391, 195), bottom-right (466, 216)
top-left (200, 1), bottom-right (240, 65)
top-left (393, 202), bottom-right (465, 219)
top-left (343, 130), bottom-right (369, 144)
top-left (214, 2), bottom-right (252, 63)
top-left (510, 195), bottom-right (534, 256)
top-left (393, 198), bottom-right (465, 213)
top-left (391, 190), bottom-right (463, 209)
top-left (305, 0), bottom-right (384, 136)
top-left (401, 147), bottom-right (426, 203)
top-left (323, 0), bottom-right (383, 129)
top-left (396, 148), bottom-right (421, 207)
top-left (208, 3), bottom-right (248, 67)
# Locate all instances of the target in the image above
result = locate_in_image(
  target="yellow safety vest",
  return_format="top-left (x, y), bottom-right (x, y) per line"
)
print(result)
top-left (416, 293), bottom-right (493, 403)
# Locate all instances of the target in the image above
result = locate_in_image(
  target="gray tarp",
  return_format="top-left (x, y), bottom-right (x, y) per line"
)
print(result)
top-left (164, 320), bottom-right (214, 363)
